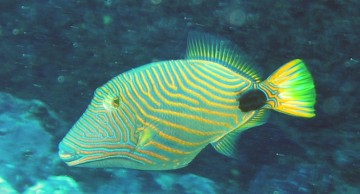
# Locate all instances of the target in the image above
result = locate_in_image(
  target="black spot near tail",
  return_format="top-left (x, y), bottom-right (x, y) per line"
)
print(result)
top-left (238, 90), bottom-right (266, 112)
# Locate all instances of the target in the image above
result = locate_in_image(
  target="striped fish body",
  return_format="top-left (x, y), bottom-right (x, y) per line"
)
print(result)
top-left (60, 59), bottom-right (258, 170)
top-left (59, 33), bottom-right (316, 170)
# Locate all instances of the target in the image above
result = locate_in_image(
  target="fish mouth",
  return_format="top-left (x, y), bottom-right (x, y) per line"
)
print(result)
top-left (58, 141), bottom-right (82, 166)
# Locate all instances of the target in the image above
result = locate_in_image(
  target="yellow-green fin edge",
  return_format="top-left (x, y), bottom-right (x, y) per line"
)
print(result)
top-left (260, 59), bottom-right (316, 118)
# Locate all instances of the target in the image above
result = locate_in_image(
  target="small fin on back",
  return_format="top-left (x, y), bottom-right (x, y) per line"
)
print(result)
top-left (186, 32), bottom-right (261, 82)
top-left (212, 109), bottom-right (269, 157)
top-left (259, 59), bottom-right (316, 118)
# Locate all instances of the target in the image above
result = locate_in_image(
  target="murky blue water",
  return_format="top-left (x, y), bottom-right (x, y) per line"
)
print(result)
top-left (0, 1), bottom-right (359, 193)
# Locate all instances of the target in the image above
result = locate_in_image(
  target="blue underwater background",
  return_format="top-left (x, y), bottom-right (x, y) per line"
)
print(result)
top-left (0, 0), bottom-right (359, 193)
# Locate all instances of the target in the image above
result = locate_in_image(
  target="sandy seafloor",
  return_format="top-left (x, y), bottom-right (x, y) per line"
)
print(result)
top-left (0, 0), bottom-right (359, 193)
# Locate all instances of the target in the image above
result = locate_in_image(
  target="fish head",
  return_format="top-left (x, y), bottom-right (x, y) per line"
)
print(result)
top-left (58, 84), bottom-right (132, 167)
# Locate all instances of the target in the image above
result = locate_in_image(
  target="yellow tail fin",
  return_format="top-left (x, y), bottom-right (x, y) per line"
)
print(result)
top-left (259, 59), bottom-right (316, 118)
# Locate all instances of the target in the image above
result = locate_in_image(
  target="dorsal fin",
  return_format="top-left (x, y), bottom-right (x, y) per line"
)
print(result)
top-left (186, 32), bottom-right (261, 82)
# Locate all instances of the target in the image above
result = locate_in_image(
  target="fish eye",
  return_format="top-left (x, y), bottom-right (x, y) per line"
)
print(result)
top-left (103, 95), bottom-right (121, 111)
top-left (112, 97), bottom-right (120, 107)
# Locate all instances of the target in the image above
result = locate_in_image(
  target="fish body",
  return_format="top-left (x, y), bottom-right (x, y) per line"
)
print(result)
top-left (59, 33), bottom-right (316, 170)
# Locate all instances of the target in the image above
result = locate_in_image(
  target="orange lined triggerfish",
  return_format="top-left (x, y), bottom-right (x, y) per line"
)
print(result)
top-left (58, 33), bottom-right (316, 170)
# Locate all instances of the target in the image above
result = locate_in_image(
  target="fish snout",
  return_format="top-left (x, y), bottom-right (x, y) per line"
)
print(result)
top-left (58, 140), bottom-right (80, 166)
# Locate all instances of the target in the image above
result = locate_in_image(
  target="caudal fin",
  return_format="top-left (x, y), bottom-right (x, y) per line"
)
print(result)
top-left (259, 59), bottom-right (316, 118)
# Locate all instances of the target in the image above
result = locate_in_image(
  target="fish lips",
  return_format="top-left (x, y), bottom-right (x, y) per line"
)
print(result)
top-left (58, 140), bottom-right (82, 166)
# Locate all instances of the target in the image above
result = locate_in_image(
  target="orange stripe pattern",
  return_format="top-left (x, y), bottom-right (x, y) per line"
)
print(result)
top-left (59, 59), bottom-right (253, 170)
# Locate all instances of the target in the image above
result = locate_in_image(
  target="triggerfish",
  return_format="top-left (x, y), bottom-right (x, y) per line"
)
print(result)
top-left (58, 33), bottom-right (316, 170)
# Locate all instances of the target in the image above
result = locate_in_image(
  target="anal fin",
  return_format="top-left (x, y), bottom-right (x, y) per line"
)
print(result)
top-left (211, 109), bottom-right (269, 157)
top-left (211, 130), bottom-right (242, 158)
